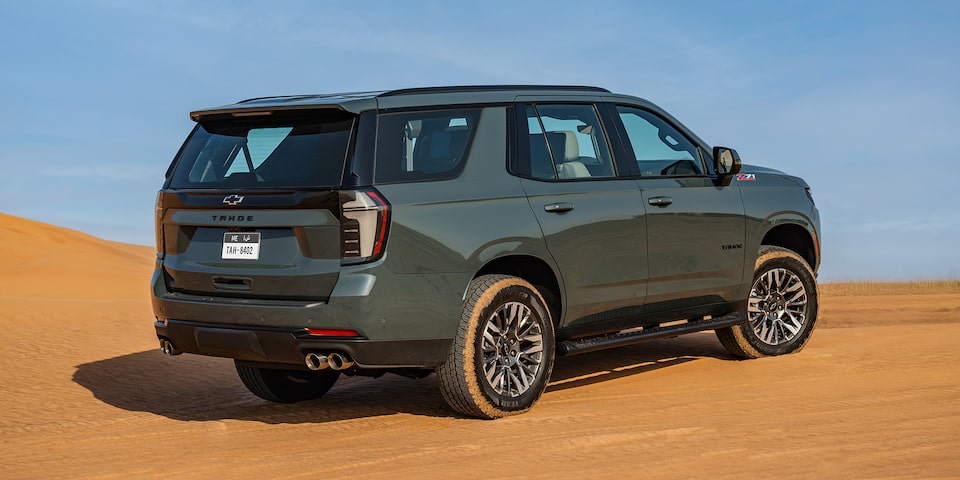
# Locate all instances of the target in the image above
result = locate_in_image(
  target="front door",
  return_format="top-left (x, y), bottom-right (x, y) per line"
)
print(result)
top-left (615, 106), bottom-right (746, 308)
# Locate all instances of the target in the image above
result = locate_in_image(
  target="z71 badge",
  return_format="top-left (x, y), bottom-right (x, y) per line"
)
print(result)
top-left (737, 173), bottom-right (756, 181)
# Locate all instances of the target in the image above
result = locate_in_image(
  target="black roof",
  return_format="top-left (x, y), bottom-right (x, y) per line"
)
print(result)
top-left (377, 85), bottom-right (610, 97)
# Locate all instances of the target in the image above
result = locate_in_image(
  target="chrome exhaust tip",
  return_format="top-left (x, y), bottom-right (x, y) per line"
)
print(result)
top-left (305, 353), bottom-right (329, 371)
top-left (327, 352), bottom-right (355, 371)
top-left (160, 339), bottom-right (180, 356)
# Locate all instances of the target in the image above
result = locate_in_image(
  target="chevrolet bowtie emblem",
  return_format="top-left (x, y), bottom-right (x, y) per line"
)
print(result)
top-left (223, 194), bottom-right (245, 206)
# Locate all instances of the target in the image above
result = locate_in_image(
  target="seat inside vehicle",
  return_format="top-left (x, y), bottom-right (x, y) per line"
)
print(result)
top-left (547, 131), bottom-right (591, 179)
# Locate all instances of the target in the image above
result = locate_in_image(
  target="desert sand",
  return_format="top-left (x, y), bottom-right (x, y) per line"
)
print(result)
top-left (1, 212), bottom-right (958, 479)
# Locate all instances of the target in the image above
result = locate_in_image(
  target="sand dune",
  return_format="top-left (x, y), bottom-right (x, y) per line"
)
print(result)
top-left (0, 213), bottom-right (153, 300)
top-left (1, 213), bottom-right (958, 479)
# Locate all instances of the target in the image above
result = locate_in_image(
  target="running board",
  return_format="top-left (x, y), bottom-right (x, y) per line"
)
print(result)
top-left (557, 312), bottom-right (745, 356)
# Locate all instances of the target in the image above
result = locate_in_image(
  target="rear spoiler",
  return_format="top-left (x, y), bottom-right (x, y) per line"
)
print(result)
top-left (190, 96), bottom-right (377, 122)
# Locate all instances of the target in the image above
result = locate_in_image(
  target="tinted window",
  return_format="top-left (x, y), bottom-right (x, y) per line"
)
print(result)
top-left (616, 106), bottom-right (704, 176)
top-left (374, 109), bottom-right (480, 183)
top-left (169, 112), bottom-right (354, 188)
top-left (520, 104), bottom-right (616, 180)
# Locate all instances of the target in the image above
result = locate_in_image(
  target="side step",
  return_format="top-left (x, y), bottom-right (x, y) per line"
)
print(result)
top-left (557, 312), bottom-right (745, 356)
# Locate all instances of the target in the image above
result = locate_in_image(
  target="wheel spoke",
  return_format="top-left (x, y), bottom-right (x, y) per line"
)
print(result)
top-left (786, 289), bottom-right (806, 304)
top-left (784, 280), bottom-right (803, 293)
top-left (781, 317), bottom-right (801, 336)
top-left (482, 330), bottom-right (498, 351)
top-left (516, 309), bottom-right (530, 332)
top-left (521, 342), bottom-right (543, 355)
top-left (521, 327), bottom-right (542, 340)
top-left (486, 363), bottom-right (501, 386)
top-left (508, 303), bottom-right (523, 328)
top-left (518, 319), bottom-right (537, 338)
top-left (496, 309), bottom-right (508, 332)
top-left (507, 369), bottom-right (524, 394)
top-left (755, 318), bottom-right (771, 343)
top-left (518, 367), bottom-right (531, 392)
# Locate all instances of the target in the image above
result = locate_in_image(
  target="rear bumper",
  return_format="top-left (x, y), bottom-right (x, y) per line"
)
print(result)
top-left (151, 262), bottom-right (467, 368)
top-left (155, 319), bottom-right (452, 369)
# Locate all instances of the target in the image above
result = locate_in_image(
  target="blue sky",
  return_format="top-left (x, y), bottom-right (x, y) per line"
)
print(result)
top-left (1, 1), bottom-right (958, 280)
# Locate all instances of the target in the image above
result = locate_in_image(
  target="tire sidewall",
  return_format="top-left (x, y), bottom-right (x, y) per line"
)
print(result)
top-left (471, 281), bottom-right (555, 413)
top-left (741, 249), bottom-right (819, 356)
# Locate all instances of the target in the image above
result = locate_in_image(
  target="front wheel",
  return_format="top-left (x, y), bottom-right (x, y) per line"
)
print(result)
top-left (437, 275), bottom-right (556, 419)
top-left (717, 245), bottom-right (819, 359)
top-left (235, 361), bottom-right (340, 403)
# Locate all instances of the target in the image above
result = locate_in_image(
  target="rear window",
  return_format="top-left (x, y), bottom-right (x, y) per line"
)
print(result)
top-left (169, 111), bottom-right (355, 188)
top-left (374, 109), bottom-right (480, 183)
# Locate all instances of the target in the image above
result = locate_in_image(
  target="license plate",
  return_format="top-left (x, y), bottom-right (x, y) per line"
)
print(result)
top-left (222, 232), bottom-right (261, 260)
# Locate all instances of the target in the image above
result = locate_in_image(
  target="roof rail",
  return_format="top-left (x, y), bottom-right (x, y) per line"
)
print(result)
top-left (236, 90), bottom-right (388, 104)
top-left (378, 85), bottom-right (610, 97)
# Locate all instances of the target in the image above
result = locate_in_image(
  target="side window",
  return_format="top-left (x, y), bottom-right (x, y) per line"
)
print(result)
top-left (521, 104), bottom-right (616, 180)
top-left (375, 109), bottom-right (480, 183)
top-left (616, 106), bottom-right (705, 176)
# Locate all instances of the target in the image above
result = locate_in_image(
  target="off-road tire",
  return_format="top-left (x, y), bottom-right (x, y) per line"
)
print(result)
top-left (235, 361), bottom-right (340, 403)
top-left (437, 275), bottom-right (556, 419)
top-left (717, 245), bottom-right (819, 359)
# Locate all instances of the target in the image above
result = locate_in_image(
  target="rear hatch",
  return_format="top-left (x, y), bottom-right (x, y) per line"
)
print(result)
top-left (157, 108), bottom-right (362, 301)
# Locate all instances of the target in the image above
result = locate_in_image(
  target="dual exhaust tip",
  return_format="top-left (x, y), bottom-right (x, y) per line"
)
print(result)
top-left (305, 352), bottom-right (354, 371)
top-left (159, 338), bottom-right (180, 356)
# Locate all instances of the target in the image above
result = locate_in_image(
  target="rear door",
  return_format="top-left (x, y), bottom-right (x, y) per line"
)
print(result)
top-left (516, 103), bottom-right (648, 329)
top-left (613, 105), bottom-right (745, 307)
top-left (158, 109), bottom-right (355, 300)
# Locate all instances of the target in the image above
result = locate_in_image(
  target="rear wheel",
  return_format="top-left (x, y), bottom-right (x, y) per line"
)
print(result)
top-left (438, 275), bottom-right (555, 419)
top-left (235, 361), bottom-right (340, 403)
top-left (717, 245), bottom-right (819, 359)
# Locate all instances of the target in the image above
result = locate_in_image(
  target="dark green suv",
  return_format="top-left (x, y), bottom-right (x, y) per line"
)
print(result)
top-left (152, 85), bottom-right (821, 418)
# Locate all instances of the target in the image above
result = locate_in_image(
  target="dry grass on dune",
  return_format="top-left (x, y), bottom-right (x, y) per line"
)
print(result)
top-left (821, 280), bottom-right (960, 296)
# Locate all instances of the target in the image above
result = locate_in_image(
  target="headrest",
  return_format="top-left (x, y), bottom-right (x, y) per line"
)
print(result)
top-left (404, 119), bottom-right (421, 139)
top-left (546, 131), bottom-right (579, 162)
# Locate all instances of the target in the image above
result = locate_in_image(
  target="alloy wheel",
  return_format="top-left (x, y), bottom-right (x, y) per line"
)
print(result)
top-left (480, 301), bottom-right (545, 397)
top-left (748, 268), bottom-right (808, 345)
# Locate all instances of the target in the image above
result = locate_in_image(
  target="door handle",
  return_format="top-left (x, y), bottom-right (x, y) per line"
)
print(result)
top-left (647, 196), bottom-right (673, 207)
top-left (544, 202), bottom-right (575, 213)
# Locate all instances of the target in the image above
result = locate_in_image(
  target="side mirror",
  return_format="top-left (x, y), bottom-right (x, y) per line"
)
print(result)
top-left (713, 146), bottom-right (742, 176)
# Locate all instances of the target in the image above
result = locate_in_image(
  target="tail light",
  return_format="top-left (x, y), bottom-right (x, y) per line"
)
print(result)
top-left (340, 189), bottom-right (390, 265)
top-left (154, 191), bottom-right (165, 259)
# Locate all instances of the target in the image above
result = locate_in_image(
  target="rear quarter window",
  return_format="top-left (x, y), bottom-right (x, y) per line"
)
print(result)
top-left (374, 109), bottom-right (480, 184)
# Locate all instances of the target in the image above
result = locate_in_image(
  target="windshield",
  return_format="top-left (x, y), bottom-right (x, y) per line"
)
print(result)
top-left (169, 112), bottom-right (355, 188)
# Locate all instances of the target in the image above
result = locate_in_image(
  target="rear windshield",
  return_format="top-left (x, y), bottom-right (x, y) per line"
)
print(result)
top-left (169, 111), bottom-right (355, 188)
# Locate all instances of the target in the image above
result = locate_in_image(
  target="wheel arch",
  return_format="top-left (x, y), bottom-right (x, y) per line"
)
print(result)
top-left (474, 255), bottom-right (563, 327)
top-left (760, 222), bottom-right (819, 272)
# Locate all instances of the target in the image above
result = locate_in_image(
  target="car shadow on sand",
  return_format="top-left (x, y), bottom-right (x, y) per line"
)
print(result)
top-left (73, 332), bottom-right (732, 423)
